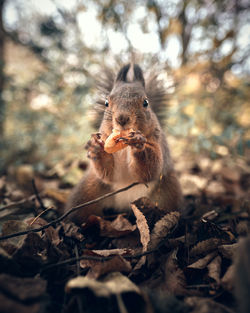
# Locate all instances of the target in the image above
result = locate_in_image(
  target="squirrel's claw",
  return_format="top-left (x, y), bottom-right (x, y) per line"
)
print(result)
top-left (85, 133), bottom-right (105, 160)
top-left (121, 130), bottom-right (146, 150)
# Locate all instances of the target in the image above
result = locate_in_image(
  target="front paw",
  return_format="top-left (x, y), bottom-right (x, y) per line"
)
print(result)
top-left (85, 133), bottom-right (105, 160)
top-left (123, 130), bottom-right (146, 150)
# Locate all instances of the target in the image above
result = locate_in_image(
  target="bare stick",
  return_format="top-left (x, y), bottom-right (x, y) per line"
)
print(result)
top-left (41, 239), bottom-right (177, 273)
top-left (0, 195), bottom-right (37, 212)
top-left (0, 182), bottom-right (140, 241)
top-left (32, 178), bottom-right (46, 211)
top-left (29, 207), bottom-right (54, 226)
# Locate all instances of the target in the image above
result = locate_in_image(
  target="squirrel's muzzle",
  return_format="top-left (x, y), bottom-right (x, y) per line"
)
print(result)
top-left (115, 114), bottom-right (130, 127)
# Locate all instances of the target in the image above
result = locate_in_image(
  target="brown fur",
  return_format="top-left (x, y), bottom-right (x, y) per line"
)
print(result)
top-left (65, 64), bottom-right (182, 224)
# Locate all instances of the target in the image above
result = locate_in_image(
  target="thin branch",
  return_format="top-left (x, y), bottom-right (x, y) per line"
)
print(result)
top-left (42, 246), bottom-right (160, 272)
top-left (0, 195), bottom-right (37, 212)
top-left (74, 245), bottom-right (81, 276)
top-left (29, 207), bottom-right (54, 226)
top-left (32, 178), bottom-right (46, 211)
top-left (41, 236), bottom-right (178, 273)
top-left (0, 182), bottom-right (140, 241)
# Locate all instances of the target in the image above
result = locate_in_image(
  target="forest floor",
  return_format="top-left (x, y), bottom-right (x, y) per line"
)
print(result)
top-left (0, 153), bottom-right (250, 313)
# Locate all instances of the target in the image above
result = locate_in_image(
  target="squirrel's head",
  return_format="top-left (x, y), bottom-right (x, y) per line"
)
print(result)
top-left (103, 64), bottom-right (156, 134)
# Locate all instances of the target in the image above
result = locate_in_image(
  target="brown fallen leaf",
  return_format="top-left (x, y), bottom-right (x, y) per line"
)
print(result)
top-left (218, 243), bottom-right (239, 259)
top-left (0, 294), bottom-right (41, 313)
top-left (189, 222), bottom-right (235, 258)
top-left (80, 250), bottom-right (132, 279)
top-left (234, 236), bottom-right (250, 313)
top-left (164, 250), bottom-right (187, 295)
top-left (236, 220), bottom-right (249, 236)
top-left (57, 221), bottom-right (84, 243)
top-left (187, 252), bottom-right (217, 269)
top-left (185, 296), bottom-right (233, 313)
top-left (0, 273), bottom-right (47, 301)
top-left (221, 264), bottom-right (235, 292)
top-left (0, 220), bottom-right (29, 254)
top-left (91, 248), bottom-right (132, 256)
top-left (207, 255), bottom-right (221, 284)
top-left (25, 216), bottom-right (61, 245)
top-left (149, 211), bottom-right (180, 250)
top-left (0, 176), bottom-right (6, 197)
top-left (65, 272), bottom-right (144, 313)
top-left (189, 238), bottom-right (222, 258)
top-left (0, 273), bottom-right (47, 313)
top-left (131, 197), bottom-right (165, 230)
top-left (82, 214), bottom-right (136, 238)
top-left (131, 203), bottom-right (150, 270)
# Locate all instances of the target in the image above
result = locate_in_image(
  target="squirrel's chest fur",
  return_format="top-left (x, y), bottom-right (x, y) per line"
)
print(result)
top-left (111, 148), bottom-right (156, 210)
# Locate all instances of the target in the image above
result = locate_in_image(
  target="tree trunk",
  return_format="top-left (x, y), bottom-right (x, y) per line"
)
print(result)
top-left (0, 0), bottom-right (6, 140)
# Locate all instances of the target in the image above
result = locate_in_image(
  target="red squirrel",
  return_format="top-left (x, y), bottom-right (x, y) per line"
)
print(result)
top-left (65, 64), bottom-right (182, 224)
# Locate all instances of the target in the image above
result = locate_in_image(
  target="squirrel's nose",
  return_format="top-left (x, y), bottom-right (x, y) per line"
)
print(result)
top-left (115, 114), bottom-right (130, 126)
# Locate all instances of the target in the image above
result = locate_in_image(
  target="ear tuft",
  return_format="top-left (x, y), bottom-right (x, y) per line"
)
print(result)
top-left (116, 64), bottom-right (145, 87)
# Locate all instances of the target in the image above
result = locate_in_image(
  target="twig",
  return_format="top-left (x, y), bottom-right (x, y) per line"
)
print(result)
top-left (41, 238), bottom-right (177, 272)
top-left (74, 245), bottom-right (81, 276)
top-left (74, 245), bottom-right (84, 313)
top-left (0, 182), bottom-right (140, 241)
top-left (29, 207), bottom-right (54, 226)
top-left (41, 249), bottom-right (157, 272)
top-left (0, 195), bottom-right (37, 212)
top-left (186, 284), bottom-right (214, 289)
top-left (32, 178), bottom-right (46, 211)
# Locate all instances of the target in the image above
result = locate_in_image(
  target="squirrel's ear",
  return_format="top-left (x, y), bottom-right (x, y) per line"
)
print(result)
top-left (116, 64), bottom-right (145, 87)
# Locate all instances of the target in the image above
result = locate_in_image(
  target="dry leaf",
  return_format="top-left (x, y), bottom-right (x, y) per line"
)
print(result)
top-left (207, 255), bottom-right (221, 283)
top-left (0, 176), bottom-right (6, 196)
top-left (91, 248), bottom-right (132, 257)
top-left (57, 221), bottom-right (84, 242)
top-left (164, 250), bottom-right (187, 295)
top-left (80, 250), bottom-right (132, 279)
top-left (0, 294), bottom-right (41, 313)
top-left (0, 220), bottom-right (29, 254)
top-left (82, 214), bottom-right (136, 238)
top-left (188, 252), bottom-right (217, 269)
top-left (131, 203), bottom-right (150, 269)
top-left (236, 220), bottom-right (249, 236)
top-left (234, 236), bottom-right (250, 313)
top-left (131, 203), bottom-right (150, 251)
top-left (202, 210), bottom-right (219, 221)
top-left (221, 264), bottom-right (235, 292)
top-left (185, 296), bottom-right (232, 313)
top-left (0, 274), bottom-right (47, 301)
top-left (26, 217), bottom-right (62, 245)
top-left (87, 255), bottom-right (132, 279)
top-left (149, 211), bottom-right (180, 250)
top-left (65, 273), bottom-right (144, 313)
top-left (0, 274), bottom-right (47, 313)
top-left (190, 238), bottom-right (226, 257)
top-left (218, 243), bottom-right (238, 259)
top-left (131, 197), bottom-right (165, 230)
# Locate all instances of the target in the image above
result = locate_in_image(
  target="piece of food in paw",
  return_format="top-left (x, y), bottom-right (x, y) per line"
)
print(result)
top-left (104, 129), bottom-right (132, 154)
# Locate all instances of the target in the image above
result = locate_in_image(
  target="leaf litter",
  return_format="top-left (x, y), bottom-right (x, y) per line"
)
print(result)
top-left (0, 155), bottom-right (250, 313)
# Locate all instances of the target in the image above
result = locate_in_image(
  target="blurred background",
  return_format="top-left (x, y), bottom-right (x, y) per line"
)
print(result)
top-left (0, 0), bottom-right (249, 175)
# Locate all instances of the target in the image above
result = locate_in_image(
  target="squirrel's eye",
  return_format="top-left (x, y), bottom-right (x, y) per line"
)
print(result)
top-left (105, 99), bottom-right (109, 107)
top-left (143, 99), bottom-right (149, 107)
